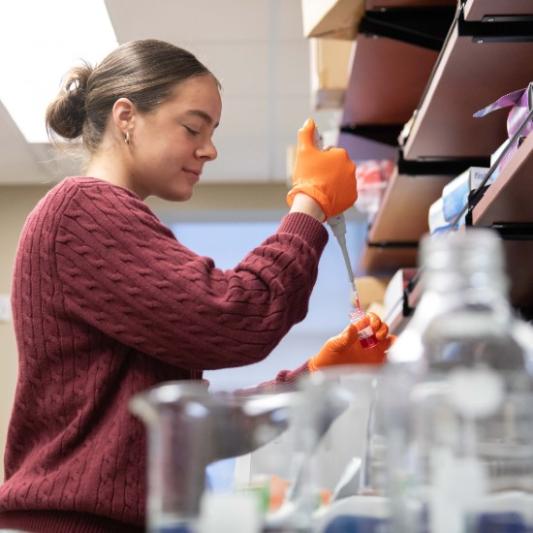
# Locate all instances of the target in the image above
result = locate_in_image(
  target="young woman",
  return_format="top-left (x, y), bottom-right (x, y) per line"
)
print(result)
top-left (0, 39), bottom-right (391, 532)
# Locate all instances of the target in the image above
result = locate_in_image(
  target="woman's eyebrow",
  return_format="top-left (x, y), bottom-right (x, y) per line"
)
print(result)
top-left (184, 109), bottom-right (219, 128)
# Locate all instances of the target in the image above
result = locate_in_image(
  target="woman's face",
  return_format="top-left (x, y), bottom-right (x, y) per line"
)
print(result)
top-left (129, 74), bottom-right (221, 201)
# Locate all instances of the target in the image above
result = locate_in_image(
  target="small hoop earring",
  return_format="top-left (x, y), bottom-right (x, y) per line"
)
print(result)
top-left (124, 131), bottom-right (130, 145)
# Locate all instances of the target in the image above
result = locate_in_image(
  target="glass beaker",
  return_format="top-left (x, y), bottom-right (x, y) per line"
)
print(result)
top-left (130, 380), bottom-right (296, 533)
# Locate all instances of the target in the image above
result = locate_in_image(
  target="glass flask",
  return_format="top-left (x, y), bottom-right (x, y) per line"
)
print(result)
top-left (385, 229), bottom-right (533, 533)
top-left (130, 381), bottom-right (296, 533)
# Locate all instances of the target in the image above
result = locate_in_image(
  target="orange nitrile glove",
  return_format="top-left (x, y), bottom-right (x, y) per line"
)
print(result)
top-left (287, 118), bottom-right (357, 219)
top-left (307, 313), bottom-right (394, 372)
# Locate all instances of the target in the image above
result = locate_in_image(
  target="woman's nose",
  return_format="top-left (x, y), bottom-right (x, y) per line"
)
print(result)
top-left (196, 139), bottom-right (217, 161)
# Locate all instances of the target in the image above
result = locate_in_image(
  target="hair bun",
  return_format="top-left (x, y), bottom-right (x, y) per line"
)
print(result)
top-left (46, 63), bottom-right (93, 140)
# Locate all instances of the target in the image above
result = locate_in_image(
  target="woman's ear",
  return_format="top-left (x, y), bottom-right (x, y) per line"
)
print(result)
top-left (111, 97), bottom-right (136, 137)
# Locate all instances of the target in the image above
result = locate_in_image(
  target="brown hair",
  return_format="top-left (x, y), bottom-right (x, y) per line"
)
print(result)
top-left (46, 39), bottom-right (217, 152)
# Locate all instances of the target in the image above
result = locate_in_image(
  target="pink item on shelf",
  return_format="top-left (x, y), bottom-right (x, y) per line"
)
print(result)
top-left (356, 159), bottom-right (394, 219)
top-left (358, 160), bottom-right (382, 184)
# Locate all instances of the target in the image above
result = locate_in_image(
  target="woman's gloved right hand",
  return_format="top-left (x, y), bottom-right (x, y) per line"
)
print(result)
top-left (307, 313), bottom-right (394, 371)
top-left (287, 118), bottom-right (357, 219)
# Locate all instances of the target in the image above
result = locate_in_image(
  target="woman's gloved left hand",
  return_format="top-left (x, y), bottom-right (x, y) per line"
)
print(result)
top-left (308, 313), bottom-right (394, 372)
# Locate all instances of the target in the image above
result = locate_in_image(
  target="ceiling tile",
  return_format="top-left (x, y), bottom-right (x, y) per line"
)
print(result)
top-left (0, 102), bottom-right (50, 184)
top-left (106, 0), bottom-right (271, 43)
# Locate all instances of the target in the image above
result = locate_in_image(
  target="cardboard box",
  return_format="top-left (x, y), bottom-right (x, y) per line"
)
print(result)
top-left (301, 0), bottom-right (365, 40)
top-left (355, 276), bottom-right (389, 310)
top-left (310, 38), bottom-right (353, 109)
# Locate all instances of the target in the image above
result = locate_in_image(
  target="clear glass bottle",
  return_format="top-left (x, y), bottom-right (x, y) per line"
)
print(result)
top-left (385, 229), bottom-right (533, 533)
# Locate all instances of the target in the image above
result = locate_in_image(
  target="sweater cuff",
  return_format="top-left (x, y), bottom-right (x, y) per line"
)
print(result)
top-left (278, 212), bottom-right (328, 254)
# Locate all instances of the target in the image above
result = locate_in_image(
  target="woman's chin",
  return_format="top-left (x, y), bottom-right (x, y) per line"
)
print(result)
top-left (161, 186), bottom-right (193, 202)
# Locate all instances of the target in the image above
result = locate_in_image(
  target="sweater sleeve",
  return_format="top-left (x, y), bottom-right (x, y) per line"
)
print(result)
top-left (54, 183), bottom-right (328, 370)
top-left (256, 361), bottom-right (311, 392)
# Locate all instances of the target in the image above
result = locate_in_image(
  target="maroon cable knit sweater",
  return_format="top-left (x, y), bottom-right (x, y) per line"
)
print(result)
top-left (0, 177), bottom-right (327, 532)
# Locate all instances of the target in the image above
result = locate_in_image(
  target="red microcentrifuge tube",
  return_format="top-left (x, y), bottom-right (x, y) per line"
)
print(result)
top-left (350, 295), bottom-right (378, 349)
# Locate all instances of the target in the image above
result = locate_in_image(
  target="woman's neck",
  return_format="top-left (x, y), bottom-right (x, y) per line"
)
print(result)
top-left (85, 149), bottom-right (148, 199)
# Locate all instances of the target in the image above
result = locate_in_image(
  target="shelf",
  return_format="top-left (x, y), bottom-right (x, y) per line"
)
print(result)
top-left (337, 130), bottom-right (398, 162)
top-left (383, 135), bottom-right (533, 323)
top-left (385, 241), bottom-right (533, 319)
top-left (341, 4), bottom-right (456, 127)
top-left (359, 243), bottom-right (418, 275)
top-left (498, 239), bottom-right (533, 310)
top-left (387, 241), bottom-right (533, 330)
top-left (368, 168), bottom-right (451, 243)
top-left (403, 3), bottom-right (533, 160)
top-left (342, 33), bottom-right (439, 126)
top-left (473, 133), bottom-right (533, 225)
top-left (464, 0), bottom-right (533, 21)
top-left (471, 132), bottom-right (533, 309)
top-left (358, 154), bottom-right (486, 275)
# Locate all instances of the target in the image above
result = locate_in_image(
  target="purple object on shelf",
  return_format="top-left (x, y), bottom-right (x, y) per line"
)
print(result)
top-left (473, 83), bottom-right (533, 176)
top-left (474, 84), bottom-right (533, 139)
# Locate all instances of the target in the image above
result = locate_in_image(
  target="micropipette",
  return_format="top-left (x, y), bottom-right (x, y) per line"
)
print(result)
top-left (327, 214), bottom-right (357, 303)
top-left (327, 215), bottom-right (377, 348)
top-left (313, 125), bottom-right (377, 348)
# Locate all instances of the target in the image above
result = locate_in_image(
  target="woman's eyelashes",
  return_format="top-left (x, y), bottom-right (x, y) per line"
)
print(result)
top-left (183, 124), bottom-right (200, 136)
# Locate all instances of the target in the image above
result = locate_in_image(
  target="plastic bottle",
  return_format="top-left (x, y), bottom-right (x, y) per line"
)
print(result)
top-left (384, 229), bottom-right (533, 533)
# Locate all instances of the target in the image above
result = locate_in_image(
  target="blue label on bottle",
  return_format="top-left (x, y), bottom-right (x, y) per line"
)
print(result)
top-left (474, 512), bottom-right (528, 533)
top-left (324, 515), bottom-right (388, 533)
top-left (154, 526), bottom-right (192, 533)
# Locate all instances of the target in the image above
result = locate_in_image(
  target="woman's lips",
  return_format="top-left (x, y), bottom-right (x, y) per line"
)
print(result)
top-left (183, 168), bottom-right (201, 181)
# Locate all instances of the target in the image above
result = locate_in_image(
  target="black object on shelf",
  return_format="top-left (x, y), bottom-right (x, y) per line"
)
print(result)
top-left (397, 150), bottom-right (490, 176)
top-left (458, 11), bottom-right (533, 43)
top-left (340, 124), bottom-right (403, 146)
top-left (367, 240), bottom-right (419, 249)
top-left (360, 6), bottom-right (457, 51)
top-left (489, 223), bottom-right (533, 240)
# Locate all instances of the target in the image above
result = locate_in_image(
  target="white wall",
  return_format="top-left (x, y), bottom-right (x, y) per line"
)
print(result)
top-left (0, 185), bottom-right (50, 480)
